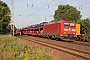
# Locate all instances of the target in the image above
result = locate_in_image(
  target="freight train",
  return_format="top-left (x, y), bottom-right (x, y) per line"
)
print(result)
top-left (16, 20), bottom-right (76, 41)
top-left (16, 20), bottom-right (89, 42)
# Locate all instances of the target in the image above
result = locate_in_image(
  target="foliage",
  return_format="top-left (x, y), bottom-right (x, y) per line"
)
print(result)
top-left (77, 18), bottom-right (90, 35)
top-left (0, 1), bottom-right (11, 34)
top-left (0, 35), bottom-right (52, 60)
top-left (53, 4), bottom-right (82, 22)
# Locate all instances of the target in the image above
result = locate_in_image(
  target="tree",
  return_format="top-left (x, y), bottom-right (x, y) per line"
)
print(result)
top-left (53, 4), bottom-right (82, 22)
top-left (0, 0), bottom-right (11, 34)
top-left (77, 18), bottom-right (90, 35)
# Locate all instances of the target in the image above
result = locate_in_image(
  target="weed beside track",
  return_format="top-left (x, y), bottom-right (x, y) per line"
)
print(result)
top-left (0, 35), bottom-right (52, 60)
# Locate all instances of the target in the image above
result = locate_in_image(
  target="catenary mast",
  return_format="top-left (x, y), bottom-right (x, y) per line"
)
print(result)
top-left (11, 0), bottom-right (14, 37)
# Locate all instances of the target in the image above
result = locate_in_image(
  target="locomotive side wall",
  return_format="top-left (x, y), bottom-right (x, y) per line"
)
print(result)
top-left (43, 23), bottom-right (62, 36)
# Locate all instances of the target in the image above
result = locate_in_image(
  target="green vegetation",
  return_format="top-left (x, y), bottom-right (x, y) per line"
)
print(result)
top-left (53, 4), bottom-right (81, 22)
top-left (0, 0), bottom-right (11, 34)
top-left (0, 1), bottom-right (16, 34)
top-left (0, 35), bottom-right (52, 60)
top-left (77, 18), bottom-right (90, 35)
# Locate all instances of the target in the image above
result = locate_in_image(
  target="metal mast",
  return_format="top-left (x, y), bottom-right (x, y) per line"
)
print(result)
top-left (11, 0), bottom-right (14, 37)
top-left (45, 16), bottom-right (46, 22)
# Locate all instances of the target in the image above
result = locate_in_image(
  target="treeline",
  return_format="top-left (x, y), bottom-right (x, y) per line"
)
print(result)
top-left (0, 0), bottom-right (11, 34)
top-left (77, 18), bottom-right (90, 35)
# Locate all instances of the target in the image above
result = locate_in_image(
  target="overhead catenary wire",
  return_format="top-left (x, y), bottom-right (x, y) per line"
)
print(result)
top-left (16, 0), bottom-right (32, 16)
top-left (44, 1), bottom-right (90, 12)
top-left (76, 2), bottom-right (90, 11)
top-left (27, 0), bottom-right (56, 17)
top-left (17, 0), bottom-right (90, 28)
top-left (27, 0), bottom-right (70, 16)
top-left (19, 0), bottom-right (90, 18)
top-left (18, 0), bottom-right (35, 16)
top-left (40, 0), bottom-right (66, 11)
top-left (76, 2), bottom-right (90, 7)
top-left (27, 0), bottom-right (90, 17)
top-left (34, 0), bottom-right (66, 17)
top-left (21, 1), bottom-right (90, 21)
top-left (22, 0), bottom-right (90, 18)
top-left (39, 1), bottom-right (90, 17)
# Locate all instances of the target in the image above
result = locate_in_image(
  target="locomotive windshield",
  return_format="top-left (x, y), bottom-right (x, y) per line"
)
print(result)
top-left (64, 23), bottom-right (69, 26)
top-left (64, 22), bottom-right (75, 27)
top-left (70, 23), bottom-right (75, 27)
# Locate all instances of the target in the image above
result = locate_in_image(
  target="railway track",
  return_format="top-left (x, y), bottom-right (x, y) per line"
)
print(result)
top-left (69, 41), bottom-right (90, 47)
top-left (18, 35), bottom-right (90, 60)
top-left (37, 36), bottom-right (90, 47)
top-left (24, 35), bottom-right (90, 47)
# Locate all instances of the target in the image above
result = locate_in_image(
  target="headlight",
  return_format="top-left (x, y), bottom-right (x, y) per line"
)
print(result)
top-left (73, 33), bottom-right (75, 34)
top-left (72, 29), bottom-right (76, 31)
top-left (64, 29), bottom-right (68, 31)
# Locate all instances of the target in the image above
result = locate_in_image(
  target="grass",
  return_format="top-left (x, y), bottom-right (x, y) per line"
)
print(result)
top-left (0, 35), bottom-right (52, 60)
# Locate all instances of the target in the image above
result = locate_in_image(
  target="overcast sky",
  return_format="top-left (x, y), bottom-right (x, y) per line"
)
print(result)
top-left (2, 0), bottom-right (90, 28)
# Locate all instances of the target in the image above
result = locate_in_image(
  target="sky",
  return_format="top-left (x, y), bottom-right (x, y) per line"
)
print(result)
top-left (1, 0), bottom-right (90, 28)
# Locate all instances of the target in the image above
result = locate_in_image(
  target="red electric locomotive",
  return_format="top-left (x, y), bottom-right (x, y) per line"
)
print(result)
top-left (42, 20), bottom-right (76, 41)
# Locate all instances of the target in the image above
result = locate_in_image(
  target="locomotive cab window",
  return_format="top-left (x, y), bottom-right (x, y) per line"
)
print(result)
top-left (64, 22), bottom-right (69, 26)
top-left (70, 23), bottom-right (75, 27)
